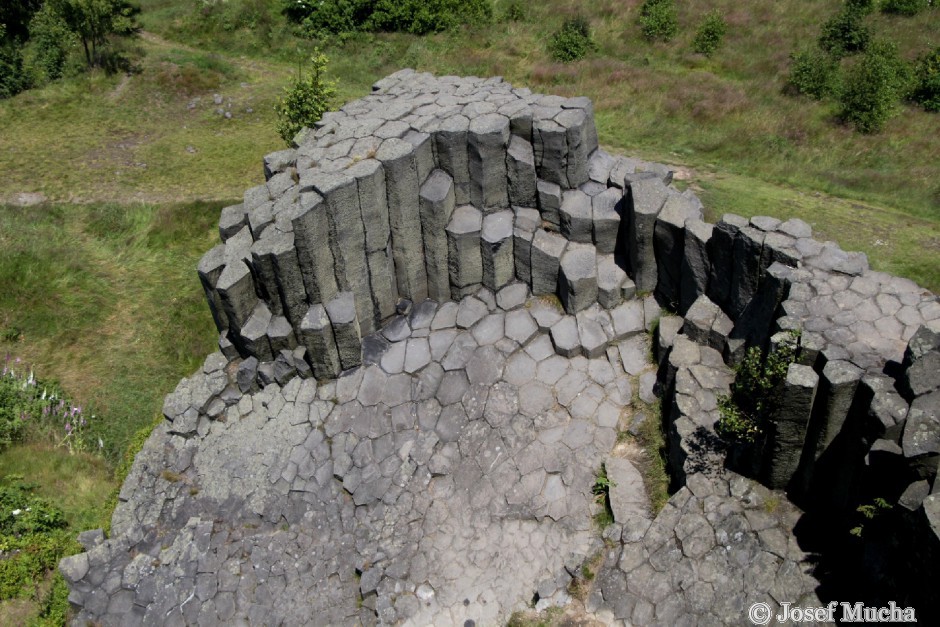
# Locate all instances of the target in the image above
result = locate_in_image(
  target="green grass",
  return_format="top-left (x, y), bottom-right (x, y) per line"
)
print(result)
top-left (0, 202), bottom-right (221, 463)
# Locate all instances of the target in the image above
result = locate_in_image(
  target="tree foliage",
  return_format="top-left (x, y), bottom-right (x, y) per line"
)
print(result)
top-left (839, 39), bottom-right (912, 133)
top-left (275, 50), bottom-right (337, 145)
top-left (692, 9), bottom-right (727, 57)
top-left (911, 46), bottom-right (940, 112)
top-left (639, 0), bottom-right (678, 42)
top-left (282, 0), bottom-right (492, 37)
top-left (48, 0), bottom-right (140, 68)
top-left (818, 1), bottom-right (872, 58)
top-left (548, 17), bottom-right (597, 63)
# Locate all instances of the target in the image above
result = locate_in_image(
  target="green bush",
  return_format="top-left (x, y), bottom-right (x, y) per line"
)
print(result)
top-left (275, 50), bottom-right (337, 145)
top-left (787, 48), bottom-right (840, 99)
top-left (880, 0), bottom-right (930, 16)
top-left (839, 39), bottom-right (913, 133)
top-left (717, 336), bottom-right (797, 443)
top-left (692, 9), bottom-right (727, 57)
top-left (0, 25), bottom-right (31, 99)
top-left (0, 477), bottom-right (74, 601)
top-left (501, 1), bottom-right (525, 22)
top-left (283, 0), bottom-right (492, 36)
top-left (548, 17), bottom-right (596, 63)
top-left (639, 0), bottom-right (679, 42)
top-left (27, 3), bottom-right (74, 82)
top-left (818, 4), bottom-right (871, 58)
top-left (911, 46), bottom-right (940, 112)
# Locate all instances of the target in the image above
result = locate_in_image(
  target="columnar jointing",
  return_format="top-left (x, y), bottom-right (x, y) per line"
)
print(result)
top-left (200, 70), bottom-right (681, 377)
top-left (64, 70), bottom-right (940, 627)
top-left (198, 72), bottom-right (940, 519)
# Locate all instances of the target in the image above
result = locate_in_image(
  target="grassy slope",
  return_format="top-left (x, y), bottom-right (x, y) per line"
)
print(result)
top-left (0, 202), bottom-right (220, 462)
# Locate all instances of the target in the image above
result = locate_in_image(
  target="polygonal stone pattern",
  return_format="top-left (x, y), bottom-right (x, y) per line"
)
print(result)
top-left (66, 285), bottom-right (650, 626)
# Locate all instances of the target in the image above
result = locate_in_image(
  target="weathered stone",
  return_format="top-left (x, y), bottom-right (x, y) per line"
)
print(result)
top-left (376, 138), bottom-right (428, 301)
top-left (530, 230), bottom-right (567, 296)
top-left (533, 119), bottom-right (568, 187)
top-left (468, 113), bottom-right (510, 210)
top-left (679, 219), bottom-right (713, 315)
top-left (625, 177), bottom-right (668, 293)
top-left (537, 180), bottom-right (562, 228)
top-left (560, 190), bottom-right (593, 244)
top-left (506, 135), bottom-right (537, 207)
top-left (433, 115), bottom-right (471, 204)
top-left (593, 187), bottom-right (622, 255)
top-left (292, 193), bottom-right (340, 305)
top-left (481, 210), bottom-right (515, 291)
top-left (654, 193), bottom-right (699, 310)
top-left (419, 169), bottom-right (457, 302)
top-left (325, 292), bottom-right (362, 371)
top-left (299, 304), bottom-right (342, 379)
top-left (513, 207), bottom-right (540, 285)
top-left (597, 255), bottom-right (628, 309)
top-left (706, 214), bottom-right (748, 312)
top-left (559, 243), bottom-right (598, 314)
top-left (446, 205), bottom-right (484, 298)
top-left (764, 364), bottom-right (819, 489)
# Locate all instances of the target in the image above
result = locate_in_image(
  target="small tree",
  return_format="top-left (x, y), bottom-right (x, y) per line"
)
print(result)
top-left (786, 48), bottom-right (840, 99)
top-left (28, 4), bottom-right (74, 82)
top-left (275, 50), bottom-right (337, 145)
top-left (839, 39), bottom-right (912, 133)
top-left (639, 0), bottom-right (678, 43)
top-left (692, 9), bottom-right (726, 57)
top-left (548, 17), bottom-right (596, 63)
top-left (881, 0), bottom-right (930, 16)
top-left (49, 0), bottom-right (140, 69)
top-left (819, 2), bottom-right (872, 59)
top-left (911, 46), bottom-right (940, 112)
top-left (0, 25), bottom-right (31, 99)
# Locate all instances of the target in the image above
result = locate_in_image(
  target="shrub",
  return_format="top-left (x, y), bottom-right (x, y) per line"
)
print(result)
top-left (548, 17), bottom-right (596, 63)
top-left (818, 4), bottom-right (871, 58)
top-left (839, 39), bottom-right (913, 133)
top-left (0, 25), bottom-right (31, 99)
top-left (880, 0), bottom-right (930, 16)
top-left (911, 46), bottom-right (940, 112)
top-left (275, 50), bottom-right (337, 145)
top-left (27, 3), bottom-right (74, 82)
top-left (717, 336), bottom-right (797, 443)
top-left (692, 9), bottom-right (726, 57)
top-left (283, 0), bottom-right (492, 36)
top-left (787, 48), bottom-right (840, 99)
top-left (639, 0), bottom-right (679, 42)
top-left (501, 1), bottom-right (525, 22)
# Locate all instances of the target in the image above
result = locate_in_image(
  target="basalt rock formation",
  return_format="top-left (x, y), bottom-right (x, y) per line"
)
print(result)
top-left (60, 70), bottom-right (939, 626)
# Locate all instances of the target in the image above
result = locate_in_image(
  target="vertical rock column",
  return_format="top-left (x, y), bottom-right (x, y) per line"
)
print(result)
top-left (506, 135), bottom-right (537, 207)
top-left (796, 358), bottom-right (864, 508)
top-left (291, 192), bottom-right (339, 307)
top-left (468, 113), bottom-right (510, 211)
top-left (556, 106), bottom-right (593, 188)
top-left (530, 229), bottom-right (568, 296)
top-left (419, 169), bottom-right (456, 303)
top-left (729, 225), bottom-right (767, 319)
top-left (513, 207), bottom-right (540, 286)
top-left (679, 219), bottom-right (714, 315)
top-left (558, 242), bottom-right (598, 314)
top-left (197, 244), bottom-right (229, 334)
top-left (347, 158), bottom-right (396, 323)
top-left (302, 170), bottom-right (376, 335)
top-left (433, 115), bottom-right (471, 205)
top-left (653, 193), bottom-right (701, 310)
top-left (325, 292), bottom-right (363, 371)
top-left (763, 364), bottom-right (819, 489)
top-left (625, 175), bottom-right (668, 293)
top-left (377, 138), bottom-right (429, 303)
top-left (706, 214), bottom-right (748, 313)
top-left (481, 210), bottom-right (515, 291)
top-left (446, 205), bottom-right (484, 299)
top-left (299, 304), bottom-right (342, 379)
top-left (560, 190), bottom-right (593, 244)
top-left (250, 229), bottom-right (308, 329)
top-left (592, 187), bottom-right (621, 255)
top-left (533, 119), bottom-right (568, 188)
